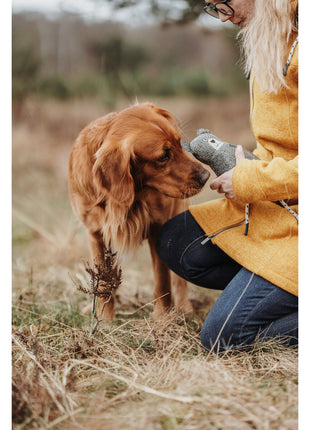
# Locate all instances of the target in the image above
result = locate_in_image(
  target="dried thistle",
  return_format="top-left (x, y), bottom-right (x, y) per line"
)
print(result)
top-left (70, 248), bottom-right (122, 335)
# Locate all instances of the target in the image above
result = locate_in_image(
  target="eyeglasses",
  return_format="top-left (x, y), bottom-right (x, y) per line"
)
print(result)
top-left (203, 1), bottom-right (235, 19)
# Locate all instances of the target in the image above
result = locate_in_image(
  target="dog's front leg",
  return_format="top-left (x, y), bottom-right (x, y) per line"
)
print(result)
top-left (171, 272), bottom-right (194, 315)
top-left (88, 230), bottom-right (116, 322)
top-left (148, 225), bottom-right (172, 319)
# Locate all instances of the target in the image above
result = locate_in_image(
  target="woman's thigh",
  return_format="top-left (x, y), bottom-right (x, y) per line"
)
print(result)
top-left (156, 210), bottom-right (242, 290)
top-left (201, 268), bottom-right (298, 351)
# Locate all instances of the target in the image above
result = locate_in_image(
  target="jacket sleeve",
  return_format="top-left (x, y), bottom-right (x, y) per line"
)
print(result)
top-left (232, 155), bottom-right (298, 203)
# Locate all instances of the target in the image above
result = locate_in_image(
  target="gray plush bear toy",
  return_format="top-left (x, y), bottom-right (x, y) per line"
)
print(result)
top-left (182, 128), bottom-right (258, 177)
top-left (182, 128), bottom-right (299, 225)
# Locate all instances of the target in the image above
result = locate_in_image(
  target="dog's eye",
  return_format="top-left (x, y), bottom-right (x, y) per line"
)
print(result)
top-left (157, 149), bottom-right (170, 163)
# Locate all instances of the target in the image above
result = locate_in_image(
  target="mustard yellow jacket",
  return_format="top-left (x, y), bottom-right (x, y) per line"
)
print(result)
top-left (190, 31), bottom-right (298, 296)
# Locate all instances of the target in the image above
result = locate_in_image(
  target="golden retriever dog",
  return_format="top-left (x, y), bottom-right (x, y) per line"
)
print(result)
top-left (69, 103), bottom-right (209, 321)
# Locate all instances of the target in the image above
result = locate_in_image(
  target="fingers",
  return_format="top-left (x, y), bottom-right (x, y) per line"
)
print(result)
top-left (210, 146), bottom-right (245, 196)
top-left (225, 191), bottom-right (238, 200)
top-left (235, 145), bottom-right (245, 163)
top-left (210, 177), bottom-right (221, 191)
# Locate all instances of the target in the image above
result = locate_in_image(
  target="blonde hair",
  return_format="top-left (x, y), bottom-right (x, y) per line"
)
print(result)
top-left (238, 0), bottom-right (298, 93)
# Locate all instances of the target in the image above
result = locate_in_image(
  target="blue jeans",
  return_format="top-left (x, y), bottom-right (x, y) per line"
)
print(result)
top-left (156, 210), bottom-right (298, 351)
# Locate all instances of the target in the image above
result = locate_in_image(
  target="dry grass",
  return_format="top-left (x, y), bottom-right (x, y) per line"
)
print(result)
top-left (12, 96), bottom-right (297, 430)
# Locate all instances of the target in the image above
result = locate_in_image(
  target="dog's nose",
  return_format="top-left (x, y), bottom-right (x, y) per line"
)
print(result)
top-left (197, 168), bottom-right (210, 186)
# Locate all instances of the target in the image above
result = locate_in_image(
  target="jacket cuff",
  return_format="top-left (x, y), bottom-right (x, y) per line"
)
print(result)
top-left (232, 159), bottom-right (264, 203)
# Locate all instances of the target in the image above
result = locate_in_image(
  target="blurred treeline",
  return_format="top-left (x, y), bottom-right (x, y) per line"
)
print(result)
top-left (12, 12), bottom-right (248, 110)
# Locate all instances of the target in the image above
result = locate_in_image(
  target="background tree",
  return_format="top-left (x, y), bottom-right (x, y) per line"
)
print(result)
top-left (90, 36), bottom-right (150, 107)
top-left (93, 0), bottom-right (205, 24)
top-left (12, 35), bottom-right (40, 116)
top-left (12, 4), bottom-right (247, 110)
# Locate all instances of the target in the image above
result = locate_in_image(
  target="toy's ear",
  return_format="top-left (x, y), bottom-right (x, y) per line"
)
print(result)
top-left (92, 139), bottom-right (135, 206)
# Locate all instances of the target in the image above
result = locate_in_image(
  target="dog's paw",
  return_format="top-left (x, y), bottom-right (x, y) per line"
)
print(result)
top-left (96, 306), bottom-right (115, 323)
top-left (176, 300), bottom-right (194, 315)
top-left (81, 302), bottom-right (115, 323)
top-left (153, 303), bottom-right (172, 320)
top-left (175, 299), bottom-right (194, 316)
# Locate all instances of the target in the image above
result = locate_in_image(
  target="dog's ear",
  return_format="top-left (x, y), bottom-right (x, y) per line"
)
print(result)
top-left (92, 140), bottom-right (135, 206)
top-left (154, 106), bottom-right (173, 120)
top-left (153, 106), bottom-right (179, 130)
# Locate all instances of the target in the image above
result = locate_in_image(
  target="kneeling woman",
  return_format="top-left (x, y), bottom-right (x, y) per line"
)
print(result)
top-left (156, 0), bottom-right (298, 352)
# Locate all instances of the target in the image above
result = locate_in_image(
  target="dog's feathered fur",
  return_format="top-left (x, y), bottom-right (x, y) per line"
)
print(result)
top-left (69, 103), bottom-right (210, 321)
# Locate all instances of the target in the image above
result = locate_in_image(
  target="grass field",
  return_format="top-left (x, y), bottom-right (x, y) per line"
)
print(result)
top-left (12, 96), bottom-right (298, 429)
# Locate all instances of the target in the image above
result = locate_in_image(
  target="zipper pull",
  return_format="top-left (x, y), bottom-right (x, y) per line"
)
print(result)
top-left (244, 204), bottom-right (250, 236)
top-left (201, 234), bottom-right (215, 245)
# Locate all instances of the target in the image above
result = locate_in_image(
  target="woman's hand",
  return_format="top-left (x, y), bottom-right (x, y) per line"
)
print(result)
top-left (210, 145), bottom-right (245, 200)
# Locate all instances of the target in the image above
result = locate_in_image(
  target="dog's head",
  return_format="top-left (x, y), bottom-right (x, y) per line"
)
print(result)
top-left (92, 103), bottom-right (210, 206)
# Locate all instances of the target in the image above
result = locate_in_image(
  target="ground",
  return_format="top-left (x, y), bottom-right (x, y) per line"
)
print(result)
top-left (12, 96), bottom-right (297, 430)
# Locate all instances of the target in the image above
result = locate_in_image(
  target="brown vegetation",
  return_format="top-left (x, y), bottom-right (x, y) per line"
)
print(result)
top-left (12, 96), bottom-right (297, 429)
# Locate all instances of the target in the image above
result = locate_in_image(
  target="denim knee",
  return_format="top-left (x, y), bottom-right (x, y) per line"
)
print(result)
top-left (200, 269), bottom-right (298, 352)
top-left (200, 312), bottom-right (235, 351)
top-left (156, 210), bottom-right (207, 279)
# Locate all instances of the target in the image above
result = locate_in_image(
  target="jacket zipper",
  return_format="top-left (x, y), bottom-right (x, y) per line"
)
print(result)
top-left (201, 221), bottom-right (247, 245)
top-left (201, 204), bottom-right (250, 245)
